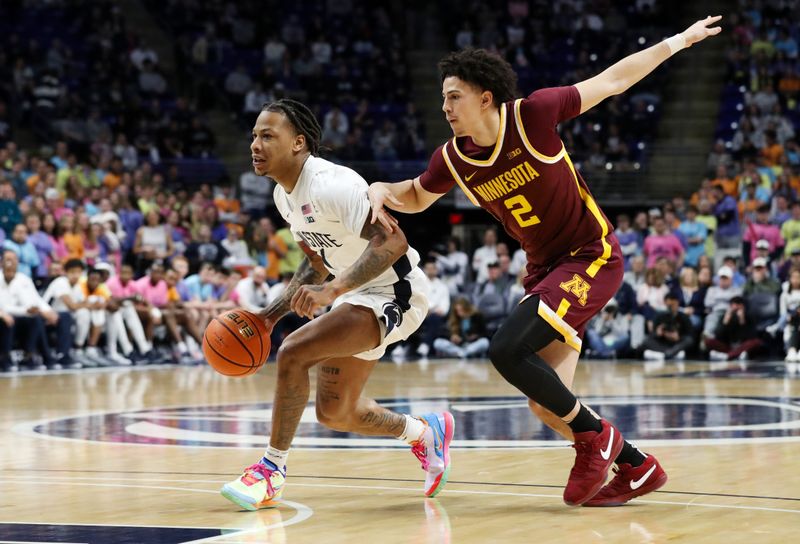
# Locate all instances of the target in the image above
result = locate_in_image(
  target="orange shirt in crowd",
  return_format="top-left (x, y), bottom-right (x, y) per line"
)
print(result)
top-left (711, 177), bottom-right (738, 198)
top-left (104, 172), bottom-right (122, 190)
top-left (761, 143), bottom-right (784, 167)
top-left (266, 235), bottom-right (287, 281)
top-left (79, 277), bottom-right (111, 300)
top-left (214, 197), bottom-right (241, 215)
top-left (61, 232), bottom-right (84, 261)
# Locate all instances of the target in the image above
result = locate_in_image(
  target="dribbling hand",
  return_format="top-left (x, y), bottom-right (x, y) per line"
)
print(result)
top-left (682, 15), bottom-right (722, 47)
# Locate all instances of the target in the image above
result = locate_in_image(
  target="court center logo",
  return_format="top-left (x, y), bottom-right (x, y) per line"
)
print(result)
top-left (18, 395), bottom-right (800, 448)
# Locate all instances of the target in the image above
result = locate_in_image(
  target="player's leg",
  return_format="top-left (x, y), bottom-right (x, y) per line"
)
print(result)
top-left (314, 354), bottom-right (454, 497)
top-left (527, 340), bottom-right (578, 441)
top-left (221, 303), bottom-right (384, 511)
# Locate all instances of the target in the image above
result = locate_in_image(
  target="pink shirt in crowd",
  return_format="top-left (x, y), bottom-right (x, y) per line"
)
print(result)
top-left (743, 223), bottom-right (784, 261)
top-left (134, 276), bottom-right (168, 307)
top-left (106, 276), bottom-right (140, 299)
top-left (643, 233), bottom-right (684, 268)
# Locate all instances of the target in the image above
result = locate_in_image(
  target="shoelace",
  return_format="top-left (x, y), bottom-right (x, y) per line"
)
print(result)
top-left (570, 441), bottom-right (607, 472)
top-left (411, 441), bottom-right (429, 471)
top-left (242, 463), bottom-right (277, 497)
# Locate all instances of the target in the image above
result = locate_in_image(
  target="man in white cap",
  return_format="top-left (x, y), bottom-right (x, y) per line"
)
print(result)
top-left (744, 257), bottom-right (780, 297)
top-left (703, 265), bottom-right (743, 342)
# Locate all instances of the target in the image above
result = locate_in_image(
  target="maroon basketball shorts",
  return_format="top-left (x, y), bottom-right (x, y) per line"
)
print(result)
top-left (522, 234), bottom-right (624, 351)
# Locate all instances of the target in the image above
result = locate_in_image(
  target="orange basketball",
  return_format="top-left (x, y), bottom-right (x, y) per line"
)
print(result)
top-left (203, 309), bottom-right (271, 377)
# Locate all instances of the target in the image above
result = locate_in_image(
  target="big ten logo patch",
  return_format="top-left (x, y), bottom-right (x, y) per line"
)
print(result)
top-left (559, 274), bottom-right (591, 306)
top-left (225, 312), bottom-right (256, 339)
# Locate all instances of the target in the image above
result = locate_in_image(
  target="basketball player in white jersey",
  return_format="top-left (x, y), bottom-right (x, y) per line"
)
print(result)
top-left (221, 99), bottom-right (455, 511)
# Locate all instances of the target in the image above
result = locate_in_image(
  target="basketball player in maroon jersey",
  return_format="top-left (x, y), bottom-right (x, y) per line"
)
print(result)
top-left (369, 16), bottom-right (722, 506)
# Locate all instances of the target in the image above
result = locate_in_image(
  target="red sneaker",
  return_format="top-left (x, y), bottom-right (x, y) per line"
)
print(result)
top-left (583, 454), bottom-right (668, 507)
top-left (563, 419), bottom-right (623, 506)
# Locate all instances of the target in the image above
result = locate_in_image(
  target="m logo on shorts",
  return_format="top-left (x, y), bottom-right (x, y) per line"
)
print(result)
top-left (382, 302), bottom-right (404, 335)
top-left (559, 274), bottom-right (591, 306)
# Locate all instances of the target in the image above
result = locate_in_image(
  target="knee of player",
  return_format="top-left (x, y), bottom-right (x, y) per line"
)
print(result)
top-left (315, 402), bottom-right (350, 431)
top-left (488, 333), bottom-right (516, 367)
top-left (275, 340), bottom-right (313, 372)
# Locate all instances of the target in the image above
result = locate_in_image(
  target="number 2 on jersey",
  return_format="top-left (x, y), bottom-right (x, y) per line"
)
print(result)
top-left (504, 195), bottom-right (540, 227)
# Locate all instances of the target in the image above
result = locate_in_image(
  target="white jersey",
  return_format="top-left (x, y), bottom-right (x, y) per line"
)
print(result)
top-left (274, 156), bottom-right (421, 290)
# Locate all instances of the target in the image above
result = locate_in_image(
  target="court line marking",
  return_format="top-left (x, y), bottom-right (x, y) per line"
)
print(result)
top-left (4, 469), bottom-right (800, 503)
top-left (0, 481), bottom-right (313, 536)
top-left (14, 395), bottom-right (800, 450)
top-left (1, 476), bottom-right (797, 516)
top-left (0, 541), bottom-right (87, 544)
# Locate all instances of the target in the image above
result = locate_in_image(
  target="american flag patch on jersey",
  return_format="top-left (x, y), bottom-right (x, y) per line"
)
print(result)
top-left (301, 203), bottom-right (313, 215)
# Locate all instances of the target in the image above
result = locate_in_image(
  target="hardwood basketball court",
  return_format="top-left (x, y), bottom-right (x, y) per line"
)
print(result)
top-left (1, 358), bottom-right (798, 543)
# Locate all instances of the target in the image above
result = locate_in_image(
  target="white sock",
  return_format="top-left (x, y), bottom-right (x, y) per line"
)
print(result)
top-left (264, 445), bottom-right (289, 468)
top-left (398, 414), bottom-right (427, 444)
top-left (177, 341), bottom-right (188, 354)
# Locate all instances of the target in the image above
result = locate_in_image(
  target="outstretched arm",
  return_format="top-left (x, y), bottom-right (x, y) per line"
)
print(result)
top-left (290, 218), bottom-right (409, 318)
top-left (258, 241), bottom-right (329, 326)
top-left (574, 15), bottom-right (722, 114)
top-left (367, 177), bottom-right (444, 232)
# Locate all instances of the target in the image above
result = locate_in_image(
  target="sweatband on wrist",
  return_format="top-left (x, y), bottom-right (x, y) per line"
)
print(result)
top-left (665, 33), bottom-right (687, 55)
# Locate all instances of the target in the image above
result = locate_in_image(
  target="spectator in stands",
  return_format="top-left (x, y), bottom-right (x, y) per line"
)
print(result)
top-left (59, 266), bottom-right (108, 367)
top-left (742, 204), bottom-right (785, 261)
top-left (624, 254), bottom-right (646, 289)
top-left (433, 297), bottom-right (489, 359)
top-left (162, 267), bottom-right (204, 363)
top-left (585, 299), bottom-right (630, 359)
top-left (133, 210), bottom-right (173, 274)
top-left (711, 185), bottom-right (740, 251)
top-left (472, 227), bottom-right (498, 284)
top-left (185, 224), bottom-right (228, 272)
top-left (677, 206), bottom-right (708, 268)
top-left (105, 263), bottom-right (153, 362)
top-left (674, 266), bottom-right (703, 329)
top-left (133, 263), bottom-right (168, 344)
top-left (642, 292), bottom-right (694, 362)
top-left (615, 214), bottom-right (640, 268)
top-left (636, 267), bottom-right (669, 321)
top-left (431, 236), bottom-right (469, 295)
top-left (779, 248), bottom-right (800, 282)
top-left (416, 260), bottom-right (450, 359)
top-left (643, 215), bottom-right (684, 268)
top-left (239, 170), bottom-right (272, 219)
top-left (0, 182), bottom-right (22, 237)
top-left (54, 212), bottom-right (83, 263)
top-left (0, 249), bottom-right (58, 371)
top-left (276, 221), bottom-right (302, 276)
top-left (781, 201), bottom-right (800, 256)
top-left (221, 225), bottom-right (253, 268)
top-left (473, 261), bottom-right (512, 300)
top-left (707, 296), bottom-right (763, 361)
top-left (183, 262), bottom-right (217, 325)
top-left (24, 213), bottom-right (54, 279)
top-left (780, 268), bottom-right (800, 361)
top-left (744, 257), bottom-right (781, 296)
top-left (695, 199), bottom-right (718, 259)
top-left (721, 255), bottom-right (747, 287)
top-left (235, 266), bottom-right (270, 312)
top-left (4, 223), bottom-right (39, 278)
top-left (703, 265), bottom-right (744, 342)
top-left (41, 258), bottom-right (84, 369)
top-left (753, 239), bottom-right (777, 273)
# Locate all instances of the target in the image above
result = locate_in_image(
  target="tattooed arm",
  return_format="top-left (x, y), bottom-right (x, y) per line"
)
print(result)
top-left (290, 217), bottom-right (409, 318)
top-left (258, 241), bottom-right (329, 326)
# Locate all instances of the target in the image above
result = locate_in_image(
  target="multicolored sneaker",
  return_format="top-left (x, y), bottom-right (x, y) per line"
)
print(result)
top-left (563, 419), bottom-right (623, 506)
top-left (410, 412), bottom-right (455, 497)
top-left (221, 460), bottom-right (286, 511)
top-left (583, 454), bottom-right (668, 507)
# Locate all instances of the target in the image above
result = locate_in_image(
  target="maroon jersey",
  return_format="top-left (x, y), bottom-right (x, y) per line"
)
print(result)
top-left (420, 86), bottom-right (614, 282)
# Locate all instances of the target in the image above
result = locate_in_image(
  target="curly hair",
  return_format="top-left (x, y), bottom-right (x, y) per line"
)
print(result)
top-left (262, 99), bottom-right (322, 156)
top-left (438, 48), bottom-right (520, 107)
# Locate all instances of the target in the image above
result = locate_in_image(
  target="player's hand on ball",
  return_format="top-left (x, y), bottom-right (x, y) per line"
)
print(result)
top-left (291, 284), bottom-right (337, 319)
top-left (682, 15), bottom-right (722, 47)
top-left (368, 184), bottom-right (402, 233)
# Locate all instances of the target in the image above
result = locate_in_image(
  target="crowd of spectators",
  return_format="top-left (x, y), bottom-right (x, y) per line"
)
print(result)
top-left (145, 0), bottom-right (428, 163)
top-left (0, 0), bottom-right (218, 164)
top-left (0, 134), bottom-right (311, 371)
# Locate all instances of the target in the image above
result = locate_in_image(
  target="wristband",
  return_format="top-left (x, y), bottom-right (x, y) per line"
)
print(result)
top-left (665, 33), bottom-right (687, 55)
